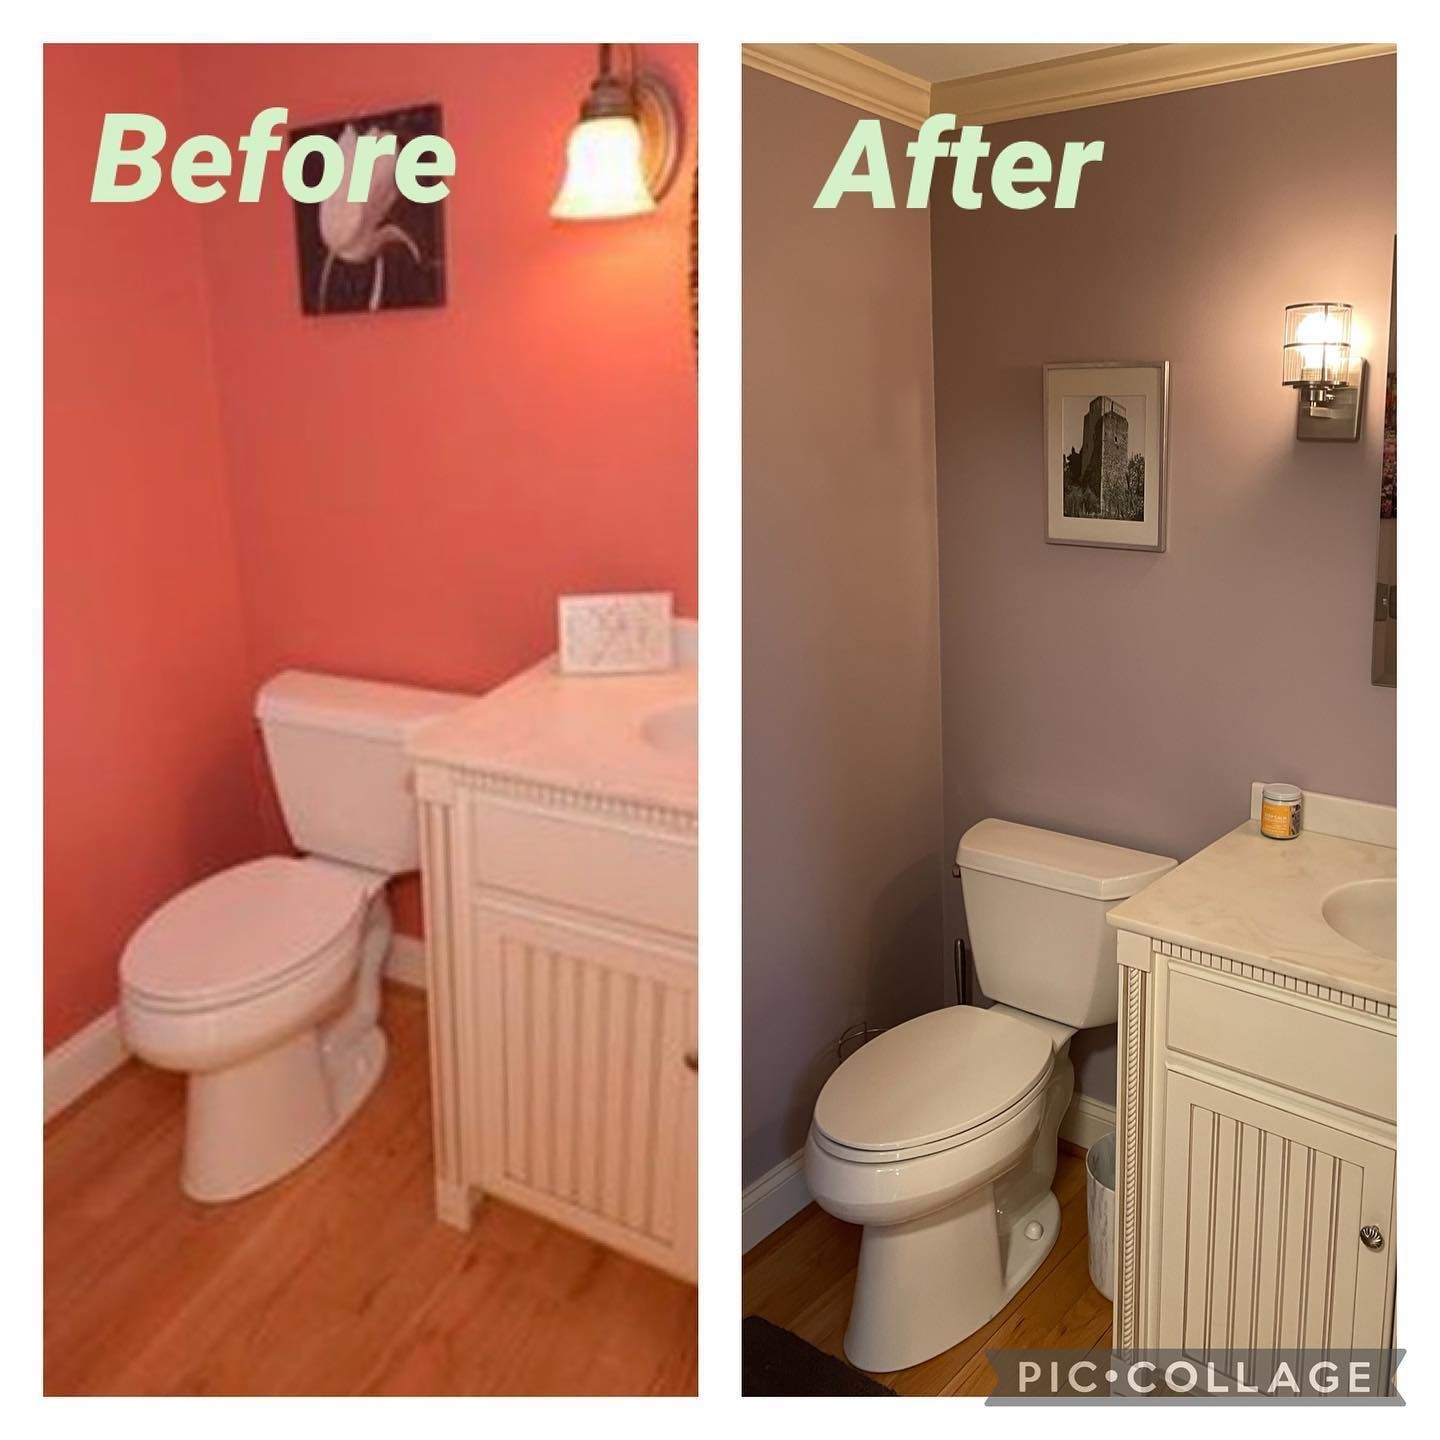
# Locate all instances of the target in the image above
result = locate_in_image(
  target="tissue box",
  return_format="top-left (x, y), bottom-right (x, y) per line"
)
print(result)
top-left (557, 592), bottom-right (674, 674)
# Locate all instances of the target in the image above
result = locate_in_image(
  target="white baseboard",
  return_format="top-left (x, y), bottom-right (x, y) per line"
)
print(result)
top-left (1060, 1092), bottom-right (1115, 1151)
top-left (385, 933), bottom-right (428, 990)
top-left (741, 1092), bottom-right (1117, 1253)
top-left (741, 1150), bottom-right (811, 1252)
top-left (45, 936), bottom-right (430, 1124)
top-left (44, 1008), bottom-right (129, 1122)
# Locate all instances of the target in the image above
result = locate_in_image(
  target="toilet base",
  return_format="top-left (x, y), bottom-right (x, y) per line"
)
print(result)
top-left (999, 1188), bottom-right (1061, 1299)
top-left (843, 1185), bottom-right (1062, 1374)
top-left (181, 1021), bottom-right (387, 1203)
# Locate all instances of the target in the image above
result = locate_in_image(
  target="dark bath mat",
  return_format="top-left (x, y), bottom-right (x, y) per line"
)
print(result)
top-left (742, 1315), bottom-right (896, 1396)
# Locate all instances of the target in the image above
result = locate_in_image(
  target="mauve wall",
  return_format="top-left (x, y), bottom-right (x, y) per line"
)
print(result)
top-left (44, 46), bottom-right (266, 1050)
top-left (742, 69), bottom-right (946, 1183)
top-left (931, 57), bottom-right (1397, 1102)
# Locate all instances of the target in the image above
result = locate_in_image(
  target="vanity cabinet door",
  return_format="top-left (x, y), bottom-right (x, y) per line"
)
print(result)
top-left (1156, 1073), bottom-right (1395, 1365)
top-left (469, 899), bottom-right (698, 1282)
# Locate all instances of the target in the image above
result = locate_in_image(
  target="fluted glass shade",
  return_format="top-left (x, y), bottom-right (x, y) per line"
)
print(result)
top-left (550, 116), bottom-right (655, 220)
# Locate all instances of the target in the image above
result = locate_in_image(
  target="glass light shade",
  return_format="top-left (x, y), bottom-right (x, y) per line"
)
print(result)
top-left (1283, 303), bottom-right (1353, 387)
top-left (550, 116), bottom-right (655, 220)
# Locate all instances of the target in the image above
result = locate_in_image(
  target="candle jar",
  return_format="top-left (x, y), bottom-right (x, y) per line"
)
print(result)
top-left (1260, 783), bottom-right (1303, 840)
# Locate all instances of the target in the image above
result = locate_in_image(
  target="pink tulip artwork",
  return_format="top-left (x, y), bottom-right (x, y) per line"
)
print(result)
top-left (289, 102), bottom-right (446, 314)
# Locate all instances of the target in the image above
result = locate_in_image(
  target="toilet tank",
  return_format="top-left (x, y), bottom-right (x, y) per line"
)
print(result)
top-left (957, 819), bottom-right (1175, 1029)
top-left (257, 671), bottom-right (473, 875)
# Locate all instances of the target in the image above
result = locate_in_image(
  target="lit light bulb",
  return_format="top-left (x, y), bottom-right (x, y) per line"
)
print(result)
top-left (550, 116), bottom-right (655, 221)
top-left (1295, 308), bottom-right (1346, 378)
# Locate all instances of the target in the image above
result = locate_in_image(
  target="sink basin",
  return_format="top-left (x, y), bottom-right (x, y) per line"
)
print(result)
top-left (1321, 878), bottom-right (1395, 960)
top-left (640, 701), bottom-right (697, 758)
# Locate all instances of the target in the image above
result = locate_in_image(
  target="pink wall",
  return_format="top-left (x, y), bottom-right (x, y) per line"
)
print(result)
top-left (44, 46), bottom-right (266, 1050)
top-left (184, 44), bottom-right (698, 932)
top-left (45, 44), bottom-right (697, 1048)
top-left (184, 43), bottom-right (698, 697)
top-left (930, 58), bottom-right (1396, 1101)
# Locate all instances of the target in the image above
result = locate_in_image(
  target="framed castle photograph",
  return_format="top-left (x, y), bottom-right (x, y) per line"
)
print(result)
top-left (1043, 362), bottom-right (1169, 551)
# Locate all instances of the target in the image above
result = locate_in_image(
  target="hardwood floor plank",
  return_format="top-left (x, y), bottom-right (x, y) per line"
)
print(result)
top-left (45, 986), bottom-right (697, 1396)
top-left (366, 1204), bottom-right (699, 1395)
top-left (742, 1207), bottom-right (859, 1333)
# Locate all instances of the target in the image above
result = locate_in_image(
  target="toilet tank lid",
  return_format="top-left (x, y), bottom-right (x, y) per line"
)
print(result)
top-left (257, 670), bottom-right (474, 743)
top-left (957, 819), bottom-right (1175, 901)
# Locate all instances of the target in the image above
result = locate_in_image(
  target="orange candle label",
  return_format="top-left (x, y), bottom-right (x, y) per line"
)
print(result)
top-left (1261, 799), bottom-right (1300, 839)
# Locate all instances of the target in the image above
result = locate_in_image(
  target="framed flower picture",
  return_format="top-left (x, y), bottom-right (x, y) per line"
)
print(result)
top-left (289, 102), bottom-right (447, 316)
top-left (1043, 361), bottom-right (1169, 551)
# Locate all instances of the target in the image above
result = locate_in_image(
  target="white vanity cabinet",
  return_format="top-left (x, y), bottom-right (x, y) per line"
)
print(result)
top-left (407, 653), bottom-right (698, 1283)
top-left (1115, 936), bottom-right (1395, 1365)
top-left (1108, 790), bottom-right (1397, 1378)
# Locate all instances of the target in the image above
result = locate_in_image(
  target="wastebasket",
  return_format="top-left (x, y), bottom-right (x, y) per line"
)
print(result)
top-left (1086, 1132), bottom-right (1117, 1302)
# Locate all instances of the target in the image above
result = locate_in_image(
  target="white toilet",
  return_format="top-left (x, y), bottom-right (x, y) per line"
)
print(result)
top-left (119, 671), bottom-right (470, 1203)
top-left (804, 818), bottom-right (1175, 1373)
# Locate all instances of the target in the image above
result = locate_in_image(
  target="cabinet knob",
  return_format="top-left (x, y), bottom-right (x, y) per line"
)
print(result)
top-left (683, 1050), bottom-right (698, 1073)
top-left (1360, 1224), bottom-right (1385, 1252)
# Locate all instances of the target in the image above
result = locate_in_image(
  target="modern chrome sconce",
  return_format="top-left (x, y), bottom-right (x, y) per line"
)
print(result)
top-left (551, 44), bottom-right (682, 221)
top-left (1283, 301), bottom-right (1365, 441)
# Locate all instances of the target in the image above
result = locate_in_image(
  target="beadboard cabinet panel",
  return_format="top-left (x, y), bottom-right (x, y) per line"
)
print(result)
top-left (1158, 1072), bottom-right (1394, 1364)
top-left (471, 900), bottom-right (698, 1280)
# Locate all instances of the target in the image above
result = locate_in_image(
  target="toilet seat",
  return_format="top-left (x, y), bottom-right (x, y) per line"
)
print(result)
top-left (811, 1067), bottom-right (1050, 1166)
top-left (813, 1006), bottom-right (1053, 1163)
top-left (121, 857), bottom-right (369, 1012)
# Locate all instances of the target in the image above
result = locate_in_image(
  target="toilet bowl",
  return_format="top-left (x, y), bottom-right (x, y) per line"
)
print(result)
top-left (121, 855), bottom-right (395, 1201)
top-left (805, 818), bottom-right (1175, 1373)
top-left (117, 671), bottom-right (472, 1202)
top-left (805, 1005), bottom-right (1072, 1372)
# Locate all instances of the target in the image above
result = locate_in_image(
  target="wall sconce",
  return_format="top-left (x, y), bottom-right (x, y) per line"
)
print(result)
top-left (1283, 301), bottom-right (1365, 441)
top-left (551, 44), bottom-right (682, 221)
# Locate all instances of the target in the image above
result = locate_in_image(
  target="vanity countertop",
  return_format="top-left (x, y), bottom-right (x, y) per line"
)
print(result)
top-left (1106, 820), bottom-right (1396, 1006)
top-left (407, 656), bottom-right (697, 818)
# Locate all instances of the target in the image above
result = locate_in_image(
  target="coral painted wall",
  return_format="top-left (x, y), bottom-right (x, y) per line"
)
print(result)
top-left (44, 44), bottom-right (698, 1049)
top-left (44, 46), bottom-right (266, 1051)
top-left (185, 44), bottom-right (698, 931)
top-left (184, 43), bottom-right (698, 694)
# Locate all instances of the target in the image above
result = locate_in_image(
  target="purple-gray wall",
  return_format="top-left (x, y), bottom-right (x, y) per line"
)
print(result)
top-left (743, 69), bottom-right (946, 1183)
top-left (931, 58), bottom-right (1397, 1101)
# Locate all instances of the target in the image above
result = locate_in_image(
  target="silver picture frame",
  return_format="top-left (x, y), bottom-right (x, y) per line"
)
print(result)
top-left (1042, 360), bottom-right (1170, 552)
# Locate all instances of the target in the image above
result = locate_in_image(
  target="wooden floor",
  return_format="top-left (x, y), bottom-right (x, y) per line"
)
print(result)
top-left (742, 1147), bottom-right (1111, 1395)
top-left (45, 985), bottom-right (697, 1396)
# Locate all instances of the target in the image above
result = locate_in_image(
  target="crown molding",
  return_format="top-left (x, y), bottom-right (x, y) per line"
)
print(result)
top-left (740, 44), bottom-right (930, 128)
top-left (931, 42), bottom-right (1396, 125)
top-left (742, 42), bottom-right (1396, 132)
